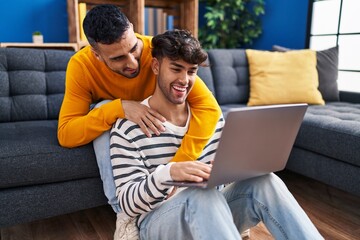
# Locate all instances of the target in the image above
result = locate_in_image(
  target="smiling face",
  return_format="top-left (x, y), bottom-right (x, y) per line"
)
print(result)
top-left (91, 25), bottom-right (143, 78)
top-left (152, 57), bottom-right (198, 105)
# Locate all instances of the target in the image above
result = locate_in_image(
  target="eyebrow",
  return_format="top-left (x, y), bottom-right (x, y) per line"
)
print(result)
top-left (170, 62), bottom-right (198, 70)
top-left (130, 42), bottom-right (138, 53)
top-left (109, 41), bottom-right (138, 61)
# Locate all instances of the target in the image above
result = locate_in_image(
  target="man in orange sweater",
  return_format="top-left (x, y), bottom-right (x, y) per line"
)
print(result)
top-left (57, 4), bottom-right (221, 213)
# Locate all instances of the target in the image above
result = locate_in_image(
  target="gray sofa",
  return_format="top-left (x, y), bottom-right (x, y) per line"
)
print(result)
top-left (200, 49), bottom-right (360, 197)
top-left (0, 47), bottom-right (359, 228)
top-left (0, 48), bottom-right (107, 227)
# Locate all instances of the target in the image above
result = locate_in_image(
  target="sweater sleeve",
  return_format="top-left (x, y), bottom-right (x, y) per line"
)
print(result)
top-left (171, 76), bottom-right (221, 162)
top-left (57, 58), bottom-right (124, 148)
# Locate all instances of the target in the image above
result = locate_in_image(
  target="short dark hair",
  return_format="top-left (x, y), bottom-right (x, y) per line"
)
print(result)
top-left (83, 4), bottom-right (130, 47)
top-left (151, 29), bottom-right (207, 66)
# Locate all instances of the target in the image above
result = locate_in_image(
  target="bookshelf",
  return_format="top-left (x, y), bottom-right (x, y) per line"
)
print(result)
top-left (0, 43), bottom-right (79, 51)
top-left (67, 0), bottom-right (198, 49)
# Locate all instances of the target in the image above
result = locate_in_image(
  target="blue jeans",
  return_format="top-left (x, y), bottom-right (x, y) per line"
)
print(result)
top-left (139, 173), bottom-right (323, 240)
top-left (93, 100), bottom-right (121, 213)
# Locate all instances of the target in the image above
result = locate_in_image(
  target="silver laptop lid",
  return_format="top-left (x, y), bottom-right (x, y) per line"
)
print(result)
top-left (206, 103), bottom-right (308, 188)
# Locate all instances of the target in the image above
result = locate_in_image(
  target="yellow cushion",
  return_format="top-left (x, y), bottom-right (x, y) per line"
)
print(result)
top-left (246, 49), bottom-right (325, 106)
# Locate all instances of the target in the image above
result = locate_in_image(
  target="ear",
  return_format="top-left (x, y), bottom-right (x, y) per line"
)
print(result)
top-left (91, 47), bottom-right (102, 61)
top-left (151, 58), bottom-right (160, 75)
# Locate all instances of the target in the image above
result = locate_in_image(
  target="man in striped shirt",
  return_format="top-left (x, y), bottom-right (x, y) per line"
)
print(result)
top-left (110, 30), bottom-right (323, 240)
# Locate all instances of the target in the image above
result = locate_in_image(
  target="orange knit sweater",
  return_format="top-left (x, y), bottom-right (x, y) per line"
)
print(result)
top-left (58, 34), bottom-right (221, 162)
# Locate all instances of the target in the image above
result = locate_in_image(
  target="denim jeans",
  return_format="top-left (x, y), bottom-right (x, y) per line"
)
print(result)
top-left (93, 100), bottom-right (121, 213)
top-left (139, 173), bottom-right (324, 240)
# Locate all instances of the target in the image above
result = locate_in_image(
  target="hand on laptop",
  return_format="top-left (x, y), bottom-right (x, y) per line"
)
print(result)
top-left (170, 161), bottom-right (213, 182)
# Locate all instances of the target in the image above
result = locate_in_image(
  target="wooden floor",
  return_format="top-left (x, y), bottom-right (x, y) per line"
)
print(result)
top-left (1, 170), bottom-right (359, 240)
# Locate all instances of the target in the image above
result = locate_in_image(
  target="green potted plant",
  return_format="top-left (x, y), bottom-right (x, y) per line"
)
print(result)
top-left (32, 31), bottom-right (43, 44)
top-left (199, 0), bottom-right (265, 49)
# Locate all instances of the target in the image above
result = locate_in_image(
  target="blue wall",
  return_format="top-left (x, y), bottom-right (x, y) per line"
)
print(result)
top-left (252, 0), bottom-right (310, 50)
top-left (0, 0), bottom-right (309, 49)
top-left (0, 0), bottom-right (68, 42)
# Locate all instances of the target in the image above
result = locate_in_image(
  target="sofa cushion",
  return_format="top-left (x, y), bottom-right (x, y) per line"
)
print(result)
top-left (0, 48), bottom-right (74, 123)
top-left (0, 120), bottom-right (99, 189)
top-left (246, 49), bottom-right (325, 106)
top-left (207, 49), bottom-right (249, 105)
top-left (287, 147), bottom-right (360, 196)
top-left (295, 102), bottom-right (360, 167)
top-left (220, 103), bottom-right (247, 117)
top-left (316, 46), bottom-right (340, 101)
top-left (272, 45), bottom-right (340, 102)
top-left (197, 58), bottom-right (216, 96)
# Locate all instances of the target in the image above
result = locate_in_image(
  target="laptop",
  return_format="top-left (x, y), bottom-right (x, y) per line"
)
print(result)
top-left (162, 103), bottom-right (308, 188)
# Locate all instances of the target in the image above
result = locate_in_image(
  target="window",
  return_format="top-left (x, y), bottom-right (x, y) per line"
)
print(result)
top-left (308, 0), bottom-right (360, 92)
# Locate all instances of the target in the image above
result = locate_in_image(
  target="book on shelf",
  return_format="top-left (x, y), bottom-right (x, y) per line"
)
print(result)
top-left (144, 7), bottom-right (174, 36)
top-left (78, 3), bottom-right (87, 42)
top-left (76, 4), bottom-right (175, 39)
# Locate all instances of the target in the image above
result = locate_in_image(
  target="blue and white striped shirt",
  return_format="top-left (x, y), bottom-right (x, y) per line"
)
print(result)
top-left (110, 97), bottom-right (224, 224)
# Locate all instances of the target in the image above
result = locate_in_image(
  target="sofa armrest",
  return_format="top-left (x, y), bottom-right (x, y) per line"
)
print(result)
top-left (339, 91), bottom-right (360, 103)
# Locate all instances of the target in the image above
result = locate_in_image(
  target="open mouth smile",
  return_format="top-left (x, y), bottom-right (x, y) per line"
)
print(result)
top-left (172, 85), bottom-right (188, 92)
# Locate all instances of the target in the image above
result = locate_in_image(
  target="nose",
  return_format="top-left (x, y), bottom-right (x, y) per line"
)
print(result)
top-left (126, 53), bottom-right (137, 69)
top-left (178, 71), bottom-right (190, 85)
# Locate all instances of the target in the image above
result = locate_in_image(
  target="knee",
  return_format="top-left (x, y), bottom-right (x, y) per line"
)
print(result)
top-left (249, 173), bottom-right (283, 186)
top-left (185, 188), bottom-right (228, 210)
top-left (252, 173), bottom-right (278, 186)
top-left (182, 188), bottom-right (234, 222)
top-left (230, 173), bottom-right (286, 195)
top-left (257, 173), bottom-right (287, 190)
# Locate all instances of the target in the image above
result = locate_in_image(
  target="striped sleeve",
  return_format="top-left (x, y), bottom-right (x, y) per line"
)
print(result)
top-left (110, 115), bottom-right (225, 218)
top-left (197, 116), bottom-right (225, 163)
top-left (110, 119), bottom-right (176, 217)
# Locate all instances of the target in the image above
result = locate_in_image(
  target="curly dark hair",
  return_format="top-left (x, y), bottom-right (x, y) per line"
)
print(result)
top-left (83, 4), bottom-right (130, 47)
top-left (151, 29), bottom-right (208, 66)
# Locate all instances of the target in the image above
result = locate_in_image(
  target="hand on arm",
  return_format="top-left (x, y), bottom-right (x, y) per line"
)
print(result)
top-left (170, 161), bottom-right (213, 182)
top-left (122, 100), bottom-right (166, 137)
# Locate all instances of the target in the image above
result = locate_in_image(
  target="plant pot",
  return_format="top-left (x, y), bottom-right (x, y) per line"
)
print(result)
top-left (32, 35), bottom-right (43, 44)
